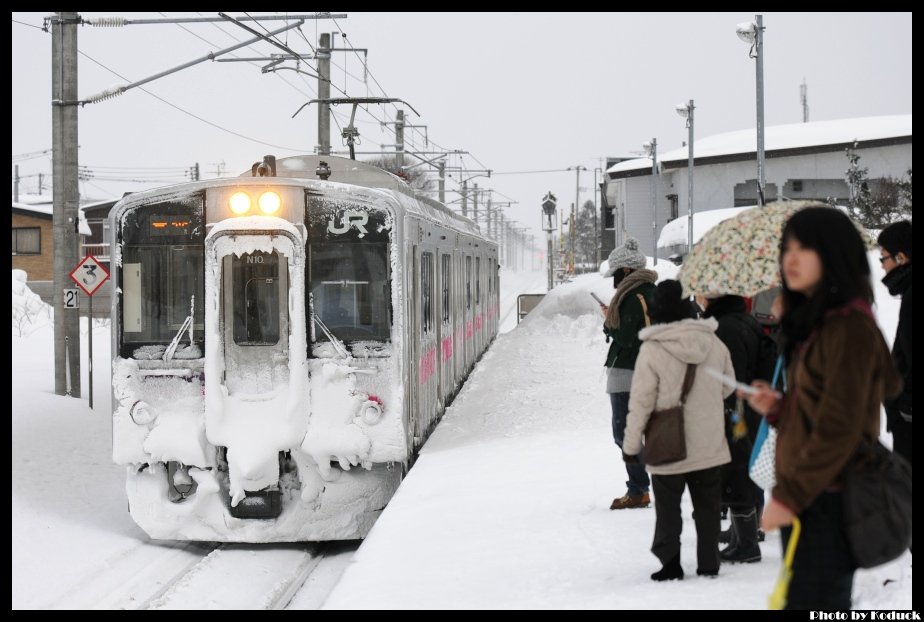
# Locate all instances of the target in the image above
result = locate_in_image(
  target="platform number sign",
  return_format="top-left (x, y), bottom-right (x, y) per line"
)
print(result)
top-left (69, 254), bottom-right (110, 297)
top-left (63, 289), bottom-right (80, 309)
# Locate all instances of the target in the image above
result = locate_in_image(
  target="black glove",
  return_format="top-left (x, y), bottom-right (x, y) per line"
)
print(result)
top-left (623, 453), bottom-right (640, 464)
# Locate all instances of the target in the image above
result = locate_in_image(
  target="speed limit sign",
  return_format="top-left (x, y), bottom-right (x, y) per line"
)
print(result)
top-left (69, 254), bottom-right (110, 297)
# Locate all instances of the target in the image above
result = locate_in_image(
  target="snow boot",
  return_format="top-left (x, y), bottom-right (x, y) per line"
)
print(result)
top-left (720, 509), bottom-right (762, 564)
top-left (651, 554), bottom-right (684, 581)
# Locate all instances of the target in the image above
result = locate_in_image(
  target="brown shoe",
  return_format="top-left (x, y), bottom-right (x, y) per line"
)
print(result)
top-left (610, 492), bottom-right (651, 510)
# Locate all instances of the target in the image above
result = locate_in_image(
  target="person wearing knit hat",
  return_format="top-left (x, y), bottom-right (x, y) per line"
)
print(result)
top-left (599, 237), bottom-right (658, 509)
top-left (603, 237), bottom-right (648, 276)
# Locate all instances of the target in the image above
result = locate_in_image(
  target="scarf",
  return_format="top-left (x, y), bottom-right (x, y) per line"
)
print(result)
top-left (604, 268), bottom-right (658, 330)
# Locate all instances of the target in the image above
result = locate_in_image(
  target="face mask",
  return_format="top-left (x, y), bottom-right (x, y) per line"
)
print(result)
top-left (613, 270), bottom-right (627, 288)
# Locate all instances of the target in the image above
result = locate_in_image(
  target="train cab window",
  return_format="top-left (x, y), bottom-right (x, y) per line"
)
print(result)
top-left (421, 252), bottom-right (433, 334)
top-left (230, 251), bottom-right (281, 346)
top-left (307, 200), bottom-right (392, 344)
top-left (476, 257), bottom-right (481, 305)
top-left (118, 197), bottom-right (205, 358)
top-left (441, 254), bottom-right (451, 324)
top-left (465, 256), bottom-right (472, 310)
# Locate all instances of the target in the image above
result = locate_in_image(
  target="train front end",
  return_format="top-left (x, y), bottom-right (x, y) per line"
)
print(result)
top-left (110, 178), bottom-right (406, 541)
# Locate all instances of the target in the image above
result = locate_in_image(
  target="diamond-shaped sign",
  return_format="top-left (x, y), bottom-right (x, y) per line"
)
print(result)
top-left (69, 254), bottom-right (110, 297)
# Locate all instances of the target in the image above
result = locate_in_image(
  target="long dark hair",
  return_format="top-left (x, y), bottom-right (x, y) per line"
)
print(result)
top-left (778, 206), bottom-right (872, 363)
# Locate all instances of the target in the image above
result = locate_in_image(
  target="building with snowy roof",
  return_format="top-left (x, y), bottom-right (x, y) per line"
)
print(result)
top-left (601, 114), bottom-right (912, 260)
top-left (11, 196), bottom-right (118, 313)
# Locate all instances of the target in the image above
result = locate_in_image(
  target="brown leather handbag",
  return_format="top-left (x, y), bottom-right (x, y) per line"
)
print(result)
top-left (644, 364), bottom-right (696, 466)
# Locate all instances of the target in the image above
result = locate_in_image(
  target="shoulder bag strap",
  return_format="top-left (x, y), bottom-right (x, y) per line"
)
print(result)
top-left (679, 363), bottom-right (697, 405)
top-left (636, 293), bottom-right (651, 327)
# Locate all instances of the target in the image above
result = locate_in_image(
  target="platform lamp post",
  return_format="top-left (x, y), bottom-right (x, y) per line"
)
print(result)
top-left (642, 139), bottom-right (658, 266)
top-left (737, 15), bottom-right (766, 206)
top-left (675, 100), bottom-right (695, 258)
top-left (542, 192), bottom-right (557, 291)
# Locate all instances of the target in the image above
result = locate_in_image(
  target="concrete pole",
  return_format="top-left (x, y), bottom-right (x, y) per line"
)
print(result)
top-left (486, 195), bottom-right (492, 238)
top-left (395, 109), bottom-right (405, 169)
top-left (52, 11), bottom-right (81, 397)
top-left (755, 15), bottom-right (765, 206)
top-left (686, 100), bottom-right (695, 257)
top-left (649, 138), bottom-right (658, 266)
top-left (472, 183), bottom-right (478, 228)
top-left (438, 160), bottom-right (445, 203)
top-left (14, 165), bottom-right (19, 202)
top-left (317, 33), bottom-right (331, 156)
top-left (461, 180), bottom-right (468, 218)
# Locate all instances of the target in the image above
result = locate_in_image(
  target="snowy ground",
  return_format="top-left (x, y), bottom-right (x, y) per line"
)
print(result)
top-left (12, 260), bottom-right (912, 609)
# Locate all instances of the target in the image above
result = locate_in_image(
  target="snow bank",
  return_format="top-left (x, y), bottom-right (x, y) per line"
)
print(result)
top-left (12, 269), bottom-right (50, 336)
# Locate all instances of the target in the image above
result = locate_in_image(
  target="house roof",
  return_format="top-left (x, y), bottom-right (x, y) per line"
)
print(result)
top-left (607, 114), bottom-right (912, 177)
top-left (12, 201), bottom-right (92, 235)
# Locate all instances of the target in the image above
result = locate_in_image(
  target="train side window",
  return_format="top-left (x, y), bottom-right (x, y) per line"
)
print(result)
top-left (441, 254), bottom-right (451, 324)
top-left (465, 256), bottom-right (472, 310)
top-left (475, 257), bottom-right (481, 305)
top-left (421, 252), bottom-right (433, 334)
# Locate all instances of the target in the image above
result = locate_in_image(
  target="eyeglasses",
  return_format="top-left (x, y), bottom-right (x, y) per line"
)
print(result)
top-left (879, 254), bottom-right (893, 264)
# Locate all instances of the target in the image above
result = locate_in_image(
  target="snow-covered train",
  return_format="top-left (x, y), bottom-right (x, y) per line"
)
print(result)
top-left (109, 155), bottom-right (499, 541)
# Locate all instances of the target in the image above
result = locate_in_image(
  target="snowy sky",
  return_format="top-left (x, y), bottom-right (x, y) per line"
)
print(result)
top-left (11, 12), bottom-right (912, 239)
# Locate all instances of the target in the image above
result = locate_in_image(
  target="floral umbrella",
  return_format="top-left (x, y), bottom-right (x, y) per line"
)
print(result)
top-left (678, 201), bottom-right (873, 297)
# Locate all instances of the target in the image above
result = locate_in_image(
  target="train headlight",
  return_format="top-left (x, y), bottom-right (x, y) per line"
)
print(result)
top-left (258, 191), bottom-right (281, 215)
top-left (129, 400), bottom-right (156, 425)
top-left (229, 191), bottom-right (251, 215)
top-left (361, 399), bottom-right (384, 425)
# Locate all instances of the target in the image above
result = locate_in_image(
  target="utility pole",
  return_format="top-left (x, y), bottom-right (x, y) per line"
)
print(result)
top-left (461, 180), bottom-right (468, 218)
top-left (438, 160), bottom-right (445, 203)
top-left (317, 33), bottom-right (331, 156)
top-left (486, 194), bottom-right (492, 238)
top-left (14, 165), bottom-right (20, 202)
top-left (472, 183), bottom-right (479, 226)
top-left (191, 162), bottom-right (200, 181)
top-left (646, 138), bottom-right (659, 266)
top-left (801, 78), bottom-right (809, 123)
top-left (51, 11), bottom-right (81, 397)
top-left (394, 109), bottom-right (405, 169)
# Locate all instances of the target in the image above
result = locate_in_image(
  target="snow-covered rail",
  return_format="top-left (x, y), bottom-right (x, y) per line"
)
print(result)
top-left (146, 542), bottom-right (354, 610)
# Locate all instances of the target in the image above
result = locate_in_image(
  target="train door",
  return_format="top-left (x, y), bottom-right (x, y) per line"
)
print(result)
top-left (220, 245), bottom-right (290, 396)
top-left (419, 250), bottom-right (436, 434)
top-left (408, 243), bottom-right (421, 447)
top-left (438, 252), bottom-right (453, 404)
top-left (474, 255), bottom-right (483, 356)
top-left (464, 253), bottom-right (474, 373)
top-left (453, 249), bottom-right (464, 385)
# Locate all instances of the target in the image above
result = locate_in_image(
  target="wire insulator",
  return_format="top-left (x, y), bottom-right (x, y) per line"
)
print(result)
top-left (85, 86), bottom-right (126, 104)
top-left (86, 17), bottom-right (127, 27)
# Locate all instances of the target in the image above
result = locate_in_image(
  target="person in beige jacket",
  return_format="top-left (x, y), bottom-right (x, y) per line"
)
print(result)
top-left (622, 280), bottom-right (734, 581)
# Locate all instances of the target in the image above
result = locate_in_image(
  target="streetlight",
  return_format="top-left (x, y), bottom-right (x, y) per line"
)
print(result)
top-left (642, 139), bottom-right (658, 266)
top-left (541, 192), bottom-right (557, 291)
top-left (737, 15), bottom-right (765, 206)
top-left (675, 100), bottom-right (695, 258)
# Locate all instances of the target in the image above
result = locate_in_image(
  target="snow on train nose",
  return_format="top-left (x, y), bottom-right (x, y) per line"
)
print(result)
top-left (204, 223), bottom-right (309, 520)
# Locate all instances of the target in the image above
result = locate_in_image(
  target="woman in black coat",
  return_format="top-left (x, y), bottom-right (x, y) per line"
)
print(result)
top-left (700, 295), bottom-right (768, 564)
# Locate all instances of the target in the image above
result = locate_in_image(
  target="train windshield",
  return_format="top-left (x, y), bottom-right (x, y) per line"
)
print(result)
top-left (307, 197), bottom-right (392, 344)
top-left (118, 195), bottom-right (205, 358)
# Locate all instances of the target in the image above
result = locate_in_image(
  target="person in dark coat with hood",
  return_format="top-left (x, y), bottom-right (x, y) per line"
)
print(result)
top-left (878, 220), bottom-right (912, 467)
top-left (700, 295), bottom-right (766, 564)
